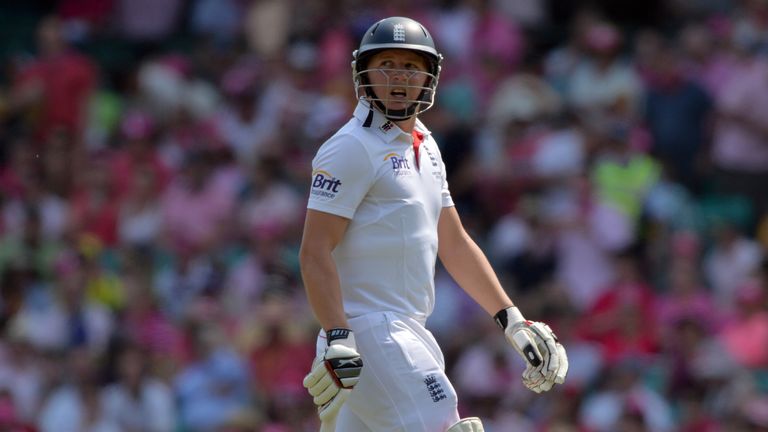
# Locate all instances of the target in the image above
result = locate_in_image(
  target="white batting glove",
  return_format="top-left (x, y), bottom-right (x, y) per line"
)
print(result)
top-left (495, 307), bottom-right (568, 393)
top-left (303, 329), bottom-right (363, 422)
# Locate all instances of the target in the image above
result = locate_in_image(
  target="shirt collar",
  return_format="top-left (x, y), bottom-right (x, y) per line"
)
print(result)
top-left (353, 100), bottom-right (431, 144)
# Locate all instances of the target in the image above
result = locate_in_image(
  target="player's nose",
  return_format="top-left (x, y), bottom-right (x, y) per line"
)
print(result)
top-left (389, 68), bottom-right (412, 82)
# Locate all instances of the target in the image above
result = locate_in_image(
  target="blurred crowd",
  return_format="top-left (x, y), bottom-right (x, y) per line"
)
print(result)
top-left (0, 0), bottom-right (767, 431)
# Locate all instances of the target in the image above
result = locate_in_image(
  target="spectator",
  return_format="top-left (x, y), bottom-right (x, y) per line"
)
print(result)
top-left (110, 110), bottom-right (171, 199)
top-left (189, 0), bottom-right (244, 44)
top-left (159, 149), bottom-right (238, 255)
top-left (703, 221), bottom-right (764, 309)
top-left (37, 347), bottom-right (120, 432)
top-left (118, 165), bottom-right (163, 248)
top-left (0, 205), bottom-right (63, 283)
top-left (174, 323), bottom-right (252, 432)
top-left (1, 139), bottom-right (69, 243)
top-left (101, 342), bottom-right (176, 432)
top-left (67, 154), bottom-right (120, 248)
top-left (0, 387), bottom-right (36, 432)
top-left (567, 21), bottom-right (643, 123)
top-left (216, 60), bottom-right (278, 166)
top-left (676, 22), bottom-right (741, 99)
top-left (549, 175), bottom-right (625, 311)
top-left (112, 0), bottom-right (183, 43)
top-left (451, 318), bottom-right (518, 417)
top-left (245, 291), bottom-right (314, 426)
top-left (119, 261), bottom-right (185, 371)
top-left (578, 249), bottom-right (660, 364)
top-left (0, 338), bottom-right (47, 426)
top-left (9, 15), bottom-right (96, 141)
top-left (589, 125), bottom-right (661, 231)
top-left (237, 156), bottom-right (303, 240)
top-left (8, 251), bottom-right (114, 355)
top-left (489, 198), bottom-right (559, 295)
top-left (657, 259), bottom-right (723, 333)
top-left (643, 41), bottom-right (713, 190)
top-left (709, 52), bottom-right (768, 219)
top-left (579, 360), bottom-right (675, 432)
top-left (718, 280), bottom-right (768, 368)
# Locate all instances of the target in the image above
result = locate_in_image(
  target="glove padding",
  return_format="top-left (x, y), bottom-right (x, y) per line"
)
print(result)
top-left (495, 307), bottom-right (568, 393)
top-left (303, 329), bottom-right (363, 422)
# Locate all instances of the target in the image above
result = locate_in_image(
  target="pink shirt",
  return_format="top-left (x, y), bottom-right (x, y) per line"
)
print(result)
top-left (656, 291), bottom-right (723, 332)
top-left (719, 312), bottom-right (768, 367)
top-left (712, 60), bottom-right (768, 171)
top-left (160, 170), bottom-right (237, 252)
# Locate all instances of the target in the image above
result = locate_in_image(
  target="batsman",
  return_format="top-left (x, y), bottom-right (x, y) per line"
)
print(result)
top-left (299, 16), bottom-right (568, 431)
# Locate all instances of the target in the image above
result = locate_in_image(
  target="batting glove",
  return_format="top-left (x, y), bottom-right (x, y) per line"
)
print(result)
top-left (495, 306), bottom-right (568, 393)
top-left (303, 328), bottom-right (363, 422)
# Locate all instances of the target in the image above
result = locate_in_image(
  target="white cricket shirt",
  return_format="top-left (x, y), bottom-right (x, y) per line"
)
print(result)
top-left (307, 100), bottom-right (454, 322)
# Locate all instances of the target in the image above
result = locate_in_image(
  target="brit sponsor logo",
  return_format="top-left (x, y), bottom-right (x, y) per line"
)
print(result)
top-left (311, 169), bottom-right (342, 200)
top-left (379, 121), bottom-right (394, 133)
top-left (383, 152), bottom-right (412, 177)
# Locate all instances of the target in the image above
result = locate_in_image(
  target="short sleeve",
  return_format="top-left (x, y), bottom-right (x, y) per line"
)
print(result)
top-left (440, 159), bottom-right (454, 207)
top-left (307, 135), bottom-right (375, 219)
top-left (431, 140), bottom-right (454, 208)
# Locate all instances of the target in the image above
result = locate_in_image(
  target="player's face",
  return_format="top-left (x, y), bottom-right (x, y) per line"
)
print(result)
top-left (366, 49), bottom-right (430, 111)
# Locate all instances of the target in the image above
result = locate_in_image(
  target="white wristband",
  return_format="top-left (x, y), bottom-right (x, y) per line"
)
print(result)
top-left (326, 328), bottom-right (357, 350)
top-left (494, 306), bottom-right (526, 330)
top-left (506, 306), bottom-right (526, 326)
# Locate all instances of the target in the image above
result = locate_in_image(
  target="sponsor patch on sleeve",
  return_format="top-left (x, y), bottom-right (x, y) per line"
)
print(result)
top-left (310, 169), bottom-right (342, 200)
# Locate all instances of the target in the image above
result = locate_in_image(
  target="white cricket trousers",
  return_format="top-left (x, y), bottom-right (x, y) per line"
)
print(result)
top-left (315, 311), bottom-right (461, 431)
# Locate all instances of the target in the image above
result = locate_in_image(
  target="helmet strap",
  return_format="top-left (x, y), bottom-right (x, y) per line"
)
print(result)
top-left (374, 99), bottom-right (418, 120)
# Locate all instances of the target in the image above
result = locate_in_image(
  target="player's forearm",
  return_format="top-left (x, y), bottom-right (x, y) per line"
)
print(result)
top-left (439, 233), bottom-right (514, 316)
top-left (300, 251), bottom-right (349, 331)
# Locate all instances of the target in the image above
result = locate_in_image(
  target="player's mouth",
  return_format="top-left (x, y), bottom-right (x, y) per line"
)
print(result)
top-left (390, 89), bottom-right (407, 99)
